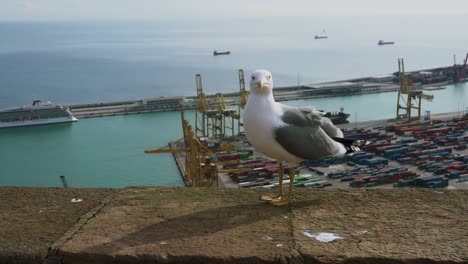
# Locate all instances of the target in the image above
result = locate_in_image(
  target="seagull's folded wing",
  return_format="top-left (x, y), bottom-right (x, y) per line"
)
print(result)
top-left (280, 106), bottom-right (323, 127)
top-left (274, 106), bottom-right (344, 160)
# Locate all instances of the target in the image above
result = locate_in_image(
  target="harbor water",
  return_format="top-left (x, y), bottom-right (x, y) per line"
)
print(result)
top-left (0, 17), bottom-right (467, 187)
top-left (0, 83), bottom-right (466, 188)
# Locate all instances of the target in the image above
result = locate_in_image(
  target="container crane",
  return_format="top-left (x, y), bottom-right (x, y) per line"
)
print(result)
top-left (214, 69), bottom-right (248, 137)
top-left (396, 58), bottom-right (434, 122)
top-left (195, 74), bottom-right (209, 137)
top-left (236, 69), bottom-right (250, 135)
top-left (195, 73), bottom-right (240, 139)
top-left (210, 93), bottom-right (226, 138)
top-left (453, 52), bottom-right (468, 83)
top-left (215, 93), bottom-right (238, 138)
top-left (145, 105), bottom-right (245, 187)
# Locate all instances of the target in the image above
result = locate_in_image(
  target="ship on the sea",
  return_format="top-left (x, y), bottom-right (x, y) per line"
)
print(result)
top-left (323, 107), bottom-right (350, 124)
top-left (314, 35), bottom-right (328, 39)
top-left (378, 40), bottom-right (395, 45)
top-left (325, 111), bottom-right (350, 125)
top-left (213, 50), bottom-right (230, 56)
top-left (0, 100), bottom-right (78, 128)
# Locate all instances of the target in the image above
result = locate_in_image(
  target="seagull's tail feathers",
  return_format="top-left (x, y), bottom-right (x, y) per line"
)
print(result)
top-left (331, 137), bottom-right (371, 154)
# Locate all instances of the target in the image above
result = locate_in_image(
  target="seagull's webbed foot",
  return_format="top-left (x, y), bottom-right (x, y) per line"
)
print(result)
top-left (269, 195), bottom-right (293, 206)
top-left (260, 194), bottom-right (283, 201)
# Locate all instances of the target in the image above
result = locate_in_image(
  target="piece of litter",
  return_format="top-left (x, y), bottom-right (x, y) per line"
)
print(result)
top-left (283, 216), bottom-right (288, 219)
top-left (160, 241), bottom-right (168, 245)
top-left (276, 244), bottom-right (283, 247)
top-left (303, 231), bottom-right (344, 243)
top-left (354, 230), bottom-right (368, 235)
top-left (262, 235), bottom-right (273, 241)
top-left (110, 211), bottom-right (126, 216)
top-left (71, 198), bottom-right (83, 203)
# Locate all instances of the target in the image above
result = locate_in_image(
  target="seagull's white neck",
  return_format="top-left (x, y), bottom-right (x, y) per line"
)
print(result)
top-left (246, 91), bottom-right (279, 116)
top-left (249, 92), bottom-right (275, 104)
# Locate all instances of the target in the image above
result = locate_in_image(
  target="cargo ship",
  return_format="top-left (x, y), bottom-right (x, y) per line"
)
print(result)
top-left (314, 35), bottom-right (328, 39)
top-left (324, 111), bottom-right (350, 125)
top-left (213, 50), bottom-right (230, 56)
top-left (0, 100), bottom-right (78, 128)
top-left (378, 40), bottom-right (395, 45)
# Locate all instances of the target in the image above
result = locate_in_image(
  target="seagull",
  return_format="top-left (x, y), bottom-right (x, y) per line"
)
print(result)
top-left (243, 69), bottom-right (364, 206)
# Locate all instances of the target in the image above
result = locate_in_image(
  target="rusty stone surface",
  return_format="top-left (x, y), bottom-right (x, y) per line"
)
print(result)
top-left (1, 187), bottom-right (467, 263)
top-left (59, 187), bottom-right (468, 264)
top-left (0, 186), bottom-right (114, 264)
top-left (291, 189), bottom-right (468, 264)
top-left (59, 187), bottom-right (297, 264)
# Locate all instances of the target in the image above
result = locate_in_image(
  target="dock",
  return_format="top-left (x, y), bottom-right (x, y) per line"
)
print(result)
top-left (1, 186), bottom-right (467, 264)
top-left (169, 140), bottom-right (191, 187)
top-left (67, 64), bottom-right (460, 119)
top-left (66, 82), bottom-right (400, 118)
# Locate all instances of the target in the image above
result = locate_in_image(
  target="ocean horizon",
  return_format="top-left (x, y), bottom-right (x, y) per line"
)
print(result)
top-left (1, 16), bottom-right (468, 108)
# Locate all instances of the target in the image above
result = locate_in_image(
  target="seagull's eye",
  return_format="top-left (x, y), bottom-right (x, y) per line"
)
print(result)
top-left (268, 75), bottom-right (271, 80)
top-left (252, 76), bottom-right (256, 80)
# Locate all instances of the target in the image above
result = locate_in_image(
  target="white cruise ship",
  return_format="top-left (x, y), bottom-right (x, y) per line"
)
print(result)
top-left (0, 100), bottom-right (78, 128)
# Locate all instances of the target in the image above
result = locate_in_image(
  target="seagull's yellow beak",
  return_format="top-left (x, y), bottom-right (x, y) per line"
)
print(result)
top-left (257, 80), bottom-right (266, 89)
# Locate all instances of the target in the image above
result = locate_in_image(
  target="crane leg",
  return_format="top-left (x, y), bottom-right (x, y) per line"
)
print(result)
top-left (260, 160), bottom-right (284, 201)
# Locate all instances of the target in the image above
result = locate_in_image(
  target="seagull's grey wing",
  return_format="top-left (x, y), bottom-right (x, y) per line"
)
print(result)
top-left (274, 106), bottom-right (344, 160)
top-left (279, 106), bottom-right (323, 127)
top-left (280, 106), bottom-right (343, 138)
top-left (320, 116), bottom-right (344, 138)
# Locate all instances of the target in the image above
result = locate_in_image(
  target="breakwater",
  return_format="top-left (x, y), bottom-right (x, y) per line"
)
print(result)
top-left (68, 65), bottom-right (459, 119)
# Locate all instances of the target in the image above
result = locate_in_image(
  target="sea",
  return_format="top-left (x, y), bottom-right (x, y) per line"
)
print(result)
top-left (0, 16), bottom-right (467, 188)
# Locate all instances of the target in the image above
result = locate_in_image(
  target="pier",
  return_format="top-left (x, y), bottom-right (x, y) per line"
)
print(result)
top-left (67, 64), bottom-right (459, 119)
top-left (169, 141), bottom-right (191, 187)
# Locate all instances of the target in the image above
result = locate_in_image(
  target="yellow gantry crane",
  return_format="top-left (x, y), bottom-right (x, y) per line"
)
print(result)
top-left (146, 70), bottom-right (256, 187)
top-left (195, 73), bottom-right (242, 139)
top-left (145, 106), bottom-right (241, 187)
top-left (453, 52), bottom-right (468, 83)
top-left (235, 69), bottom-right (250, 135)
top-left (195, 74), bottom-right (226, 138)
top-left (145, 105), bottom-right (250, 187)
top-left (396, 58), bottom-right (434, 122)
top-left (195, 74), bottom-right (210, 137)
top-left (214, 92), bottom-right (237, 138)
top-left (206, 93), bottom-right (226, 138)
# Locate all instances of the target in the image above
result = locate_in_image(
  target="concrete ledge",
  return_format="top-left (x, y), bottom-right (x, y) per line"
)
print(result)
top-left (291, 189), bottom-right (468, 264)
top-left (0, 187), bottom-right (115, 264)
top-left (1, 187), bottom-right (467, 263)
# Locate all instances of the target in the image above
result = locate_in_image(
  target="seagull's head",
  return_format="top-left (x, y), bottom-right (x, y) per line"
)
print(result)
top-left (250, 69), bottom-right (273, 95)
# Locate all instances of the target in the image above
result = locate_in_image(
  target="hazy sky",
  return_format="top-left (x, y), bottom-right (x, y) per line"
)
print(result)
top-left (1, 0), bottom-right (468, 21)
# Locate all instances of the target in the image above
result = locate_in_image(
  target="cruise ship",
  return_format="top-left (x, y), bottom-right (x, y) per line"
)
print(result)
top-left (0, 100), bottom-right (78, 128)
